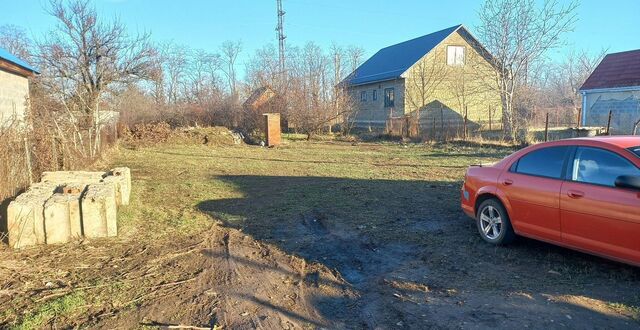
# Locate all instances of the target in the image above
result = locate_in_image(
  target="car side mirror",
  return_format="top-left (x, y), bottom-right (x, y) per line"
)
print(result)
top-left (615, 175), bottom-right (640, 191)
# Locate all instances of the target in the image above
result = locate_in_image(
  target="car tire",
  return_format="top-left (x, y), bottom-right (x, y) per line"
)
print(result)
top-left (476, 199), bottom-right (516, 245)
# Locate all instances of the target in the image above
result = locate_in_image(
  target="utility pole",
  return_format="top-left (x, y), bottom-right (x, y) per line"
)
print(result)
top-left (276, 0), bottom-right (286, 85)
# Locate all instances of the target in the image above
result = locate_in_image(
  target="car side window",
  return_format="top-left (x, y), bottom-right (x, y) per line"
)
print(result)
top-left (572, 147), bottom-right (640, 187)
top-left (513, 146), bottom-right (569, 179)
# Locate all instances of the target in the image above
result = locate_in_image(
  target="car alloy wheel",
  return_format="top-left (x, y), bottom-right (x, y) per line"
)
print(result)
top-left (480, 205), bottom-right (502, 240)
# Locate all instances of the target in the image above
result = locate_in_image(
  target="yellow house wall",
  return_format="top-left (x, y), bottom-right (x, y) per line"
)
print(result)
top-left (402, 30), bottom-right (502, 127)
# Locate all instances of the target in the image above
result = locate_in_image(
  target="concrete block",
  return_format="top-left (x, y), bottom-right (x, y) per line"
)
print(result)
top-left (105, 167), bottom-right (131, 206)
top-left (43, 191), bottom-right (82, 244)
top-left (81, 183), bottom-right (117, 238)
top-left (7, 183), bottom-right (57, 248)
top-left (41, 171), bottom-right (106, 185)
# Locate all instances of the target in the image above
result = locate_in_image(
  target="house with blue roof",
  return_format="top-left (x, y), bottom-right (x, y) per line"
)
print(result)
top-left (342, 25), bottom-right (501, 132)
top-left (0, 46), bottom-right (39, 126)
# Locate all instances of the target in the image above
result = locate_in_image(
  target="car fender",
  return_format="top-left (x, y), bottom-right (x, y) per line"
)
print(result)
top-left (493, 187), bottom-right (520, 232)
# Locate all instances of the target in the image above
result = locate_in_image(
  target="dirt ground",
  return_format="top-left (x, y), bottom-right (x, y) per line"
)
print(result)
top-left (1, 137), bottom-right (639, 329)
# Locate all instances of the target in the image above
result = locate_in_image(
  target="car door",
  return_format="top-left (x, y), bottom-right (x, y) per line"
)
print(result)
top-left (560, 146), bottom-right (640, 264)
top-left (498, 146), bottom-right (570, 242)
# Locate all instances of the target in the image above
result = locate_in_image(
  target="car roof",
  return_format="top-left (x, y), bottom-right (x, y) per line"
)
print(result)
top-left (493, 136), bottom-right (640, 169)
top-left (552, 136), bottom-right (640, 149)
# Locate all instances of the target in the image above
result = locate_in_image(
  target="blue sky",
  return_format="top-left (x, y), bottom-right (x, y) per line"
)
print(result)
top-left (1, 0), bottom-right (639, 77)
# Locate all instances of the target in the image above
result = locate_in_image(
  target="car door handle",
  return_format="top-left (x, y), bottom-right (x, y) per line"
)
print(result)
top-left (502, 179), bottom-right (513, 186)
top-left (567, 190), bottom-right (584, 198)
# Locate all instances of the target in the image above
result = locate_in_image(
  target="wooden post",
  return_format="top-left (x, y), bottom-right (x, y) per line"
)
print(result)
top-left (544, 113), bottom-right (549, 142)
top-left (24, 137), bottom-right (33, 184)
top-left (606, 110), bottom-right (613, 135)
top-left (463, 106), bottom-right (468, 140)
top-left (415, 108), bottom-right (420, 137)
top-left (488, 106), bottom-right (492, 131)
top-left (51, 136), bottom-right (57, 171)
top-left (440, 104), bottom-right (444, 140)
top-left (577, 109), bottom-right (582, 128)
top-left (431, 117), bottom-right (436, 141)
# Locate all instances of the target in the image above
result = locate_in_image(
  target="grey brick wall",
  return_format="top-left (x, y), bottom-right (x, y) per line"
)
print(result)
top-left (584, 90), bottom-right (640, 134)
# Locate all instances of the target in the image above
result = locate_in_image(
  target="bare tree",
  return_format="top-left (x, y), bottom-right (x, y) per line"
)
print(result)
top-left (220, 40), bottom-right (242, 96)
top-left (159, 42), bottom-right (189, 105)
top-left (404, 48), bottom-right (449, 117)
top-left (284, 42), bottom-right (357, 139)
top-left (38, 0), bottom-right (154, 154)
top-left (0, 24), bottom-right (32, 61)
top-left (550, 49), bottom-right (606, 118)
top-left (477, 0), bottom-right (578, 141)
top-left (346, 45), bottom-right (365, 73)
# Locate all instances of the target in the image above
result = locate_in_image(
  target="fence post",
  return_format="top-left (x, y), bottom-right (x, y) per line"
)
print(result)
top-left (463, 106), bottom-right (468, 140)
top-left (606, 110), bottom-right (613, 135)
top-left (431, 117), bottom-right (436, 142)
top-left (23, 137), bottom-right (33, 184)
top-left (440, 104), bottom-right (444, 141)
top-left (51, 136), bottom-right (57, 171)
top-left (488, 106), bottom-right (492, 131)
top-left (544, 113), bottom-right (549, 142)
top-left (577, 109), bottom-right (582, 128)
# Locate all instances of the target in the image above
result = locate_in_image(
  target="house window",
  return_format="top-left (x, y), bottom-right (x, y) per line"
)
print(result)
top-left (360, 91), bottom-right (367, 102)
top-left (372, 89), bottom-right (377, 101)
top-left (447, 45), bottom-right (465, 66)
top-left (384, 88), bottom-right (395, 107)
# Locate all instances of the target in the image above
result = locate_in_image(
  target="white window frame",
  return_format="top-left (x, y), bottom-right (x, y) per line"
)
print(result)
top-left (447, 45), bottom-right (465, 66)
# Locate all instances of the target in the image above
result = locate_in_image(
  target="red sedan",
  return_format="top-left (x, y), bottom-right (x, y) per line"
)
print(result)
top-left (461, 137), bottom-right (640, 266)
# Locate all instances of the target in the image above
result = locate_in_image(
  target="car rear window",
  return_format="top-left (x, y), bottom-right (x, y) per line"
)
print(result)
top-left (513, 146), bottom-right (569, 179)
top-left (630, 146), bottom-right (640, 157)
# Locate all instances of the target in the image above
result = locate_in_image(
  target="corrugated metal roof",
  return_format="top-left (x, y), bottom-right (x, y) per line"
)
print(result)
top-left (342, 24), bottom-right (462, 87)
top-left (0, 46), bottom-right (39, 74)
top-left (580, 49), bottom-right (640, 91)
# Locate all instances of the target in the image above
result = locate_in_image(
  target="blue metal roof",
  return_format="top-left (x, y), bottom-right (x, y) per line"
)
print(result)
top-left (0, 46), bottom-right (39, 74)
top-left (343, 24), bottom-right (462, 87)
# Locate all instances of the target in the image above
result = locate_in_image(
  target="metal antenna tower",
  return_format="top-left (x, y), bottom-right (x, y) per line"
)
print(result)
top-left (276, 0), bottom-right (286, 82)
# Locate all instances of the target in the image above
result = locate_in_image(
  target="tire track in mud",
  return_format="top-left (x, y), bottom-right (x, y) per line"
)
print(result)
top-left (203, 226), bottom-right (332, 329)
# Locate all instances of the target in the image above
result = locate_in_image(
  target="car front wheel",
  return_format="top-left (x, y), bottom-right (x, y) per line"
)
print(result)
top-left (476, 199), bottom-right (515, 245)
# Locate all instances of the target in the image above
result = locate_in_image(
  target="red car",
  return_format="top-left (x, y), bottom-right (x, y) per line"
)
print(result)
top-left (461, 136), bottom-right (640, 266)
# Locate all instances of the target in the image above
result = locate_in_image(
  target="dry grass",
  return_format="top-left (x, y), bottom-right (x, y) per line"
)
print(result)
top-left (2, 136), bottom-right (639, 328)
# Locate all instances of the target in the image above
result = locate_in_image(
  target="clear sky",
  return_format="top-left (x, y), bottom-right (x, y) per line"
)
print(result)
top-left (1, 0), bottom-right (639, 77)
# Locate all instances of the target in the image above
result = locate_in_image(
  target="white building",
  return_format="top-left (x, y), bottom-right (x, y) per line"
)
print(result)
top-left (0, 47), bottom-right (39, 126)
top-left (580, 49), bottom-right (640, 135)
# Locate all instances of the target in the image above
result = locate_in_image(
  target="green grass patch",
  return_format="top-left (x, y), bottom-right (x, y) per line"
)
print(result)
top-left (12, 292), bottom-right (86, 330)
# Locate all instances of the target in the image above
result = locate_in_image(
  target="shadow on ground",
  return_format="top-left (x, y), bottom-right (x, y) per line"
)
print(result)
top-left (197, 175), bottom-right (640, 329)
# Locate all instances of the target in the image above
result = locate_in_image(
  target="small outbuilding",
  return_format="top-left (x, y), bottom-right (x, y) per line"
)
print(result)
top-left (580, 49), bottom-right (640, 134)
top-left (0, 47), bottom-right (39, 126)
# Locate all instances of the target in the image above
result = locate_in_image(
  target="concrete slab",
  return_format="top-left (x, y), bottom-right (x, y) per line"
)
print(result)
top-left (41, 171), bottom-right (106, 185)
top-left (104, 167), bottom-right (131, 206)
top-left (43, 193), bottom-right (80, 244)
top-left (7, 183), bottom-right (57, 248)
top-left (81, 183), bottom-right (117, 238)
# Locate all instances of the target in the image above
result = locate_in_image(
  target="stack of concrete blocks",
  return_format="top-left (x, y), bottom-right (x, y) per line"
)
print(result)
top-left (6, 167), bottom-right (131, 249)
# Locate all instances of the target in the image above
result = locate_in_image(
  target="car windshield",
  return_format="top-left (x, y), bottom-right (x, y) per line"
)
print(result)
top-left (631, 146), bottom-right (640, 157)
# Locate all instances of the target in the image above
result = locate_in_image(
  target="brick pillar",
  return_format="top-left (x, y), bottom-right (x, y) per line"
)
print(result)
top-left (264, 113), bottom-right (281, 147)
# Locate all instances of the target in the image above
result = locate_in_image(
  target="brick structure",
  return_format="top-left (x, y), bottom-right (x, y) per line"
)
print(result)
top-left (264, 113), bottom-right (281, 147)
